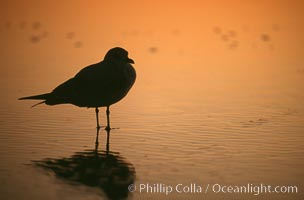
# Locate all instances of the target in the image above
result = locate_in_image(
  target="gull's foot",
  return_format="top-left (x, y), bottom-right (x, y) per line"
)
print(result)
top-left (105, 126), bottom-right (111, 131)
top-left (97, 125), bottom-right (108, 129)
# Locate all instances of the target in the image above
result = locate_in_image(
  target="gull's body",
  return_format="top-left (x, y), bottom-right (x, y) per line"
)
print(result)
top-left (19, 47), bottom-right (136, 130)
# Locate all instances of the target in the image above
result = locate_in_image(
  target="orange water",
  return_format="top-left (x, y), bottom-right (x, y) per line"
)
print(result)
top-left (1, 1), bottom-right (304, 199)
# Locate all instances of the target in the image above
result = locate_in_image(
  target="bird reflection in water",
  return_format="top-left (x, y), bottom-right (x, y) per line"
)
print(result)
top-left (33, 129), bottom-right (136, 200)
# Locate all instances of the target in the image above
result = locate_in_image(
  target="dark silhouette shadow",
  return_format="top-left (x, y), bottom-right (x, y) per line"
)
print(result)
top-left (33, 129), bottom-right (136, 200)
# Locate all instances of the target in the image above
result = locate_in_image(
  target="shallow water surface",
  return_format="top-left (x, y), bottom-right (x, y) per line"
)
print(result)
top-left (0, 65), bottom-right (303, 200)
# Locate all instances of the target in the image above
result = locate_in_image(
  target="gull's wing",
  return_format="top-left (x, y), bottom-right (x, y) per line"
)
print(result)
top-left (47, 61), bottom-right (123, 106)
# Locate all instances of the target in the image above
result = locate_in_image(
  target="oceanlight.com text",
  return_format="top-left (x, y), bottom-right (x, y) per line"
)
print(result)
top-left (128, 183), bottom-right (298, 196)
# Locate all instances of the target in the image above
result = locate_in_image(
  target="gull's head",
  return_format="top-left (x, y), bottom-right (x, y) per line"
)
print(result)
top-left (104, 47), bottom-right (135, 64)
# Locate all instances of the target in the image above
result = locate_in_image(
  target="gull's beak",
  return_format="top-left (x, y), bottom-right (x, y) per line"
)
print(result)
top-left (128, 58), bottom-right (135, 64)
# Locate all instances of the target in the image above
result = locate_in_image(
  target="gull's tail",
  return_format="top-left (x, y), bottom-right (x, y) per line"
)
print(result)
top-left (18, 93), bottom-right (50, 107)
top-left (19, 93), bottom-right (50, 100)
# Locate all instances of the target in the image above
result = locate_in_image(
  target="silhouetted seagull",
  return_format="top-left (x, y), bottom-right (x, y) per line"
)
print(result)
top-left (19, 47), bottom-right (136, 130)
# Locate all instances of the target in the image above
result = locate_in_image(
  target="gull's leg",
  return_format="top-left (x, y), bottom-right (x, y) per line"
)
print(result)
top-left (105, 106), bottom-right (110, 130)
top-left (95, 107), bottom-right (101, 129)
top-left (95, 126), bottom-right (100, 148)
top-left (106, 128), bottom-right (110, 154)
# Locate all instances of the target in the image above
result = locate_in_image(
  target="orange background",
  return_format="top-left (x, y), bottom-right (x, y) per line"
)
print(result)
top-left (0, 0), bottom-right (303, 92)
